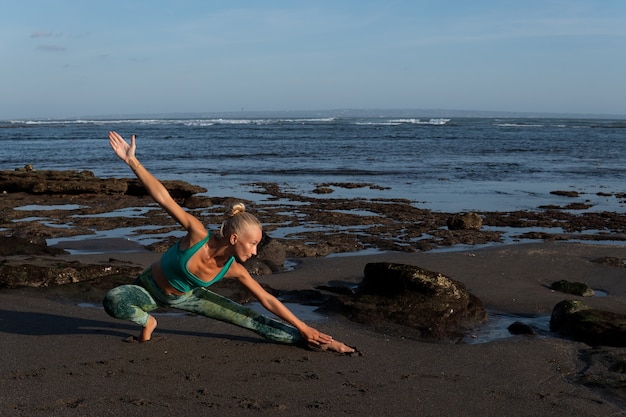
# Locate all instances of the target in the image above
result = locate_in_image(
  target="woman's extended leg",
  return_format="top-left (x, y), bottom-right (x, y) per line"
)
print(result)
top-left (175, 287), bottom-right (305, 345)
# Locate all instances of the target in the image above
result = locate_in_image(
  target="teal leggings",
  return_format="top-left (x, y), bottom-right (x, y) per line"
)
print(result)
top-left (103, 267), bottom-right (304, 345)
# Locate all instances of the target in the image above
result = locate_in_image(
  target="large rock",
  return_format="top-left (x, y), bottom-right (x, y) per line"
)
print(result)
top-left (447, 212), bottom-right (483, 231)
top-left (0, 167), bottom-right (206, 198)
top-left (328, 262), bottom-right (487, 341)
top-left (550, 300), bottom-right (626, 347)
top-left (0, 236), bottom-right (66, 256)
top-left (0, 258), bottom-right (143, 289)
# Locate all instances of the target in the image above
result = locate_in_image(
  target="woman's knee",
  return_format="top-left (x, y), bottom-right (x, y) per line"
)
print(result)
top-left (103, 286), bottom-right (125, 317)
top-left (102, 284), bottom-right (150, 319)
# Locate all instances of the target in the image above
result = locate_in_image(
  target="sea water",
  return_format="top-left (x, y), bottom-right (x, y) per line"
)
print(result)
top-left (2, 115), bottom-right (626, 214)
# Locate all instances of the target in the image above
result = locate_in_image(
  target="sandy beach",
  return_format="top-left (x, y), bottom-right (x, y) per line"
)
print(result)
top-left (1, 242), bottom-right (625, 416)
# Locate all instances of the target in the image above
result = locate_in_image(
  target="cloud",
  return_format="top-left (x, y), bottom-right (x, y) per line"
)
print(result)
top-left (36, 44), bottom-right (66, 52)
top-left (31, 31), bottom-right (63, 38)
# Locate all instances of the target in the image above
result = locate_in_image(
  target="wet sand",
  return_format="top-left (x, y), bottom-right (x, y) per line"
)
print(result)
top-left (1, 242), bottom-right (626, 416)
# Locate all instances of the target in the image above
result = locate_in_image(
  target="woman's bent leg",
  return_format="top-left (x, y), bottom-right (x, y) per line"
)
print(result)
top-left (177, 288), bottom-right (304, 345)
top-left (103, 284), bottom-right (158, 327)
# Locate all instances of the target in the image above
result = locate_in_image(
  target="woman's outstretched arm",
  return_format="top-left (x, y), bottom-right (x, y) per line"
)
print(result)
top-left (233, 264), bottom-right (355, 352)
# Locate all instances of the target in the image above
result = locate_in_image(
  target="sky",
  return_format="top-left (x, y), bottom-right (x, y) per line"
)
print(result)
top-left (1, 0), bottom-right (625, 119)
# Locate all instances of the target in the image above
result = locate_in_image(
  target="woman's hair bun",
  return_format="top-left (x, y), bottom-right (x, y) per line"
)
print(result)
top-left (225, 202), bottom-right (246, 218)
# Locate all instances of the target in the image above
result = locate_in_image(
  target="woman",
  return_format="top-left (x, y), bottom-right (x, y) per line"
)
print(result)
top-left (103, 131), bottom-right (354, 354)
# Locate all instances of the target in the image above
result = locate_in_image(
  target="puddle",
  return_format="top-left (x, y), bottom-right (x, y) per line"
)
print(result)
top-left (327, 247), bottom-right (389, 258)
top-left (50, 237), bottom-right (150, 254)
top-left (13, 217), bottom-right (74, 229)
top-left (73, 207), bottom-right (155, 218)
top-left (13, 216), bottom-right (48, 222)
top-left (465, 312), bottom-right (551, 344)
top-left (15, 204), bottom-right (84, 211)
top-left (47, 227), bottom-right (183, 254)
top-left (246, 302), bottom-right (328, 322)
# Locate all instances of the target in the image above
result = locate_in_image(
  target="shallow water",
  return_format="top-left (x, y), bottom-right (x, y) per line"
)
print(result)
top-left (464, 313), bottom-right (551, 344)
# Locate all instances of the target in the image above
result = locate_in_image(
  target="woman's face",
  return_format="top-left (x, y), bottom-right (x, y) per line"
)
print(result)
top-left (230, 225), bottom-right (262, 262)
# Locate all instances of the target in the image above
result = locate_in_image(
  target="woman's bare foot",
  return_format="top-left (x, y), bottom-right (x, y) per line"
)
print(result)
top-left (139, 315), bottom-right (157, 342)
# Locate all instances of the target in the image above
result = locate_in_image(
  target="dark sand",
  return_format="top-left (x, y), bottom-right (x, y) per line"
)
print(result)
top-left (1, 242), bottom-right (626, 416)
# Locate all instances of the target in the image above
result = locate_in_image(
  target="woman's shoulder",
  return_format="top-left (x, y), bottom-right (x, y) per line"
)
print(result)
top-left (181, 228), bottom-right (210, 248)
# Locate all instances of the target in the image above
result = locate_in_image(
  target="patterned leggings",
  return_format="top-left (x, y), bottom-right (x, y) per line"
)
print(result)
top-left (103, 267), bottom-right (304, 345)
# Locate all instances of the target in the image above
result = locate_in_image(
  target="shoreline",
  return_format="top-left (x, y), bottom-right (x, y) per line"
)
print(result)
top-left (2, 169), bottom-right (626, 257)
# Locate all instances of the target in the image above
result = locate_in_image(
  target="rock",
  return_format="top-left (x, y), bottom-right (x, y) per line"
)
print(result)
top-left (256, 233), bottom-right (286, 269)
top-left (550, 300), bottom-right (626, 347)
top-left (0, 168), bottom-right (206, 198)
top-left (507, 321), bottom-right (537, 335)
top-left (591, 257), bottom-right (626, 268)
top-left (327, 262), bottom-right (487, 341)
top-left (241, 233), bottom-right (286, 275)
top-left (0, 236), bottom-right (66, 256)
top-left (126, 179), bottom-right (206, 199)
top-left (551, 190), bottom-right (580, 197)
top-left (446, 212), bottom-right (483, 231)
top-left (18, 164), bottom-right (34, 172)
top-left (283, 240), bottom-right (332, 257)
top-left (0, 234), bottom-right (143, 290)
top-left (242, 258), bottom-right (274, 276)
top-left (551, 280), bottom-right (595, 297)
top-left (0, 168), bottom-right (127, 194)
top-left (182, 195), bottom-right (213, 209)
top-left (312, 186), bottom-right (334, 194)
top-left (0, 258), bottom-right (142, 289)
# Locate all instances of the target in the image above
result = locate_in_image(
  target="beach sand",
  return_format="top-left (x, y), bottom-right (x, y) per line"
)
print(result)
top-left (1, 242), bottom-right (625, 416)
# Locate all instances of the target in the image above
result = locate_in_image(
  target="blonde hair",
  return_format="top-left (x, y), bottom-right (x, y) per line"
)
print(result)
top-left (220, 202), bottom-right (262, 238)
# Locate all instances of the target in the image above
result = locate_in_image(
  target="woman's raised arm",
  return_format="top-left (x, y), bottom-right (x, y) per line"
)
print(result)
top-left (108, 131), bottom-right (205, 236)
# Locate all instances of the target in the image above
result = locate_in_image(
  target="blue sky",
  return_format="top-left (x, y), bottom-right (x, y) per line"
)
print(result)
top-left (1, 0), bottom-right (625, 119)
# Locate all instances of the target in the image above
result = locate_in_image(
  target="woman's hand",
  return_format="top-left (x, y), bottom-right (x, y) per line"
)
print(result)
top-left (299, 324), bottom-right (334, 347)
top-left (300, 325), bottom-right (356, 353)
top-left (108, 131), bottom-right (136, 164)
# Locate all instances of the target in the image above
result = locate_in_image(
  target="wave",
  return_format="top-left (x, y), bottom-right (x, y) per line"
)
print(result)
top-left (8, 117), bottom-right (456, 128)
top-left (8, 117), bottom-right (339, 127)
top-left (356, 118), bottom-right (451, 126)
top-left (494, 123), bottom-right (545, 128)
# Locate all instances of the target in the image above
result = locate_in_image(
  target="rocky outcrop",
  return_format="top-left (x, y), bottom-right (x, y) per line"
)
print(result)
top-left (0, 258), bottom-right (143, 289)
top-left (0, 236), bottom-right (66, 256)
top-left (550, 300), bottom-right (626, 347)
top-left (327, 262), bottom-right (487, 341)
top-left (0, 167), bottom-right (206, 198)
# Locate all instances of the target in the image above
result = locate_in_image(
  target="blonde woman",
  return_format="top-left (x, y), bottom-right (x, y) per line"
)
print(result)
top-left (103, 132), bottom-right (354, 354)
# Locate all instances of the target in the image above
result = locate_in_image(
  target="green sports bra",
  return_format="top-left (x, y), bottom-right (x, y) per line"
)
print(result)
top-left (160, 231), bottom-right (235, 293)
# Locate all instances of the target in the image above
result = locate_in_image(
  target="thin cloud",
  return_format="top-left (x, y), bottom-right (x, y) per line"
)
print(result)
top-left (70, 32), bottom-right (91, 39)
top-left (36, 44), bottom-right (66, 52)
top-left (31, 31), bottom-right (63, 38)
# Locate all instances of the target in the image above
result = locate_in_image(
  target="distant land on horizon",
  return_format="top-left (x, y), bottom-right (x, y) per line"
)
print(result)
top-left (83, 108), bottom-right (626, 120)
top-left (9, 108), bottom-right (626, 121)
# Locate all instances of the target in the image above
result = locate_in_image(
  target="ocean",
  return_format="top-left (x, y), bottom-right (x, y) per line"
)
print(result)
top-left (2, 116), bottom-right (626, 214)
